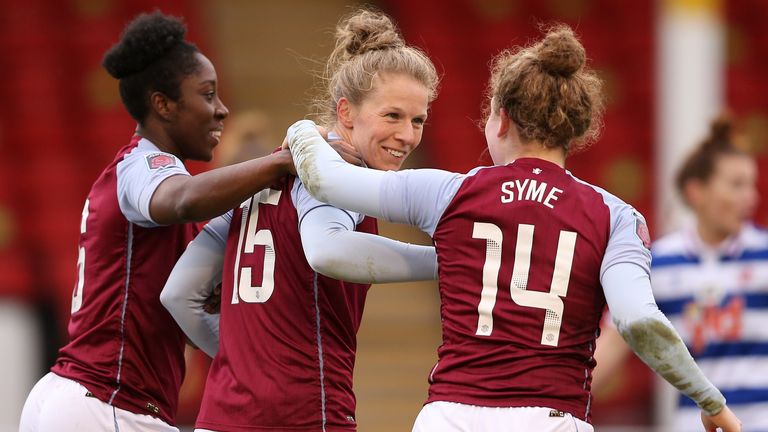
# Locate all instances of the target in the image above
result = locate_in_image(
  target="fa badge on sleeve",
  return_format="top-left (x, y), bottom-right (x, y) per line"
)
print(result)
top-left (146, 153), bottom-right (176, 170)
top-left (632, 209), bottom-right (651, 249)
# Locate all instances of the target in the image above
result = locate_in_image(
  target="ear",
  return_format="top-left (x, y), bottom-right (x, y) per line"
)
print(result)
top-left (496, 108), bottom-right (511, 137)
top-left (337, 97), bottom-right (355, 129)
top-left (683, 179), bottom-right (704, 209)
top-left (150, 91), bottom-right (175, 122)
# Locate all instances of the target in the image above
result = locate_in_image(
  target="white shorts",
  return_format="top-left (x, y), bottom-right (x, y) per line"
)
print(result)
top-left (412, 402), bottom-right (595, 432)
top-left (19, 372), bottom-right (179, 432)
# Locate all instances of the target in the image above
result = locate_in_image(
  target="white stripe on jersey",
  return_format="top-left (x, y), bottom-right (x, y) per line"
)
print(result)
top-left (697, 355), bottom-right (768, 390)
top-left (653, 259), bottom-right (768, 300)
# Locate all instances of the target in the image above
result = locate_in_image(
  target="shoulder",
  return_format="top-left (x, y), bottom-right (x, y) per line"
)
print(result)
top-left (566, 172), bottom-right (644, 226)
top-left (651, 230), bottom-right (689, 256)
top-left (119, 139), bottom-right (183, 171)
top-left (741, 223), bottom-right (768, 249)
top-left (567, 173), bottom-right (627, 210)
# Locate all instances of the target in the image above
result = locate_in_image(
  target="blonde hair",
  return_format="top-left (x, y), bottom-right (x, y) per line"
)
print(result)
top-left (487, 24), bottom-right (604, 153)
top-left (312, 9), bottom-right (439, 127)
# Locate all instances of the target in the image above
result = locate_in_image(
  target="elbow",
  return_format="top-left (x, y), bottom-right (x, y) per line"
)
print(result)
top-left (171, 194), bottom-right (200, 223)
top-left (305, 249), bottom-right (340, 278)
top-left (159, 285), bottom-right (183, 316)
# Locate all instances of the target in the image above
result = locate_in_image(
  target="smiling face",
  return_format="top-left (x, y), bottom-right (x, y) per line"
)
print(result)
top-left (341, 72), bottom-right (429, 171)
top-left (168, 52), bottom-right (229, 161)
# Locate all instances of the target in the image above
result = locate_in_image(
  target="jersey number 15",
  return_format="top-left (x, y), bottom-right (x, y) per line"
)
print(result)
top-left (231, 189), bottom-right (282, 304)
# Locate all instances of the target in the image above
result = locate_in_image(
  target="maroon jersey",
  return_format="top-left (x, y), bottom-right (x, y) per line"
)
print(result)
top-left (51, 135), bottom-right (197, 425)
top-left (427, 159), bottom-right (612, 421)
top-left (196, 176), bottom-right (377, 432)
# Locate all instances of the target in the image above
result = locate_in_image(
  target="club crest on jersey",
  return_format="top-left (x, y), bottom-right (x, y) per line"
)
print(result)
top-left (633, 210), bottom-right (651, 249)
top-left (146, 153), bottom-right (176, 170)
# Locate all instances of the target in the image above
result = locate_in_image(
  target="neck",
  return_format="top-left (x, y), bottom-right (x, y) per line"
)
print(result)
top-left (137, 122), bottom-right (180, 159)
top-left (696, 223), bottom-right (735, 248)
top-left (499, 142), bottom-right (566, 168)
top-left (330, 125), bottom-right (353, 147)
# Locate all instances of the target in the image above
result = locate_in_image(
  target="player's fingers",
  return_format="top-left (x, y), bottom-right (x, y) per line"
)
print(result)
top-left (281, 135), bottom-right (290, 150)
top-left (329, 140), bottom-right (365, 167)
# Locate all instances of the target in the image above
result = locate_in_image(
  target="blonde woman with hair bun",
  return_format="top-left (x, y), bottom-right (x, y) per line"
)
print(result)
top-left (162, 8), bottom-right (440, 431)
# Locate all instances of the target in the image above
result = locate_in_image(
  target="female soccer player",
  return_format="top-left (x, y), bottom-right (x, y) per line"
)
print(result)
top-left (650, 117), bottom-right (765, 431)
top-left (19, 11), bottom-right (300, 432)
top-left (160, 9), bottom-right (439, 431)
top-left (286, 25), bottom-right (742, 431)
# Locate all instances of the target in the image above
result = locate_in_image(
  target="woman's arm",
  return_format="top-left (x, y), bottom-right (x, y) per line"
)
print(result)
top-left (150, 149), bottom-right (294, 224)
top-left (287, 120), bottom-right (465, 236)
top-left (160, 216), bottom-right (229, 357)
top-left (602, 262), bottom-right (740, 430)
top-left (300, 205), bottom-right (437, 283)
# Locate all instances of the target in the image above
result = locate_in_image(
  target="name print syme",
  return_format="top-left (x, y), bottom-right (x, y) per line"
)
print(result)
top-left (500, 178), bottom-right (563, 209)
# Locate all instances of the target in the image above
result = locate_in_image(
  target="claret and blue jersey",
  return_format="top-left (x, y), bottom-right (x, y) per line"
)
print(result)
top-left (369, 157), bottom-right (651, 423)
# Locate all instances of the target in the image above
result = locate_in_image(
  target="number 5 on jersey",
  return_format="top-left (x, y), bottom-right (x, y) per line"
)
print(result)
top-left (473, 222), bottom-right (576, 347)
top-left (71, 199), bottom-right (89, 313)
top-left (231, 189), bottom-right (281, 304)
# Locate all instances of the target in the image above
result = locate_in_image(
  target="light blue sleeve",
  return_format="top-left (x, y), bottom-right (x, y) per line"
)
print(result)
top-left (287, 119), bottom-right (466, 237)
top-left (379, 169), bottom-right (467, 237)
top-left (116, 148), bottom-right (190, 227)
top-left (601, 262), bottom-right (725, 416)
top-left (160, 219), bottom-right (226, 357)
top-left (292, 179), bottom-right (437, 283)
top-left (599, 197), bottom-right (652, 279)
top-left (291, 178), bottom-right (363, 227)
top-left (202, 210), bottom-right (234, 247)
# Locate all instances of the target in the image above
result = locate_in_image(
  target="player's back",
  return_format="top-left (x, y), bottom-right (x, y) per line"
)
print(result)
top-left (197, 176), bottom-right (376, 432)
top-left (52, 135), bottom-right (197, 425)
top-left (428, 158), bottom-right (616, 421)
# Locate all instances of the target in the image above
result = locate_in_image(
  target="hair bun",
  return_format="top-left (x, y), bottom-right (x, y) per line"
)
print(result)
top-left (337, 10), bottom-right (404, 59)
top-left (709, 114), bottom-right (733, 142)
top-left (103, 11), bottom-right (187, 79)
top-left (537, 26), bottom-right (586, 77)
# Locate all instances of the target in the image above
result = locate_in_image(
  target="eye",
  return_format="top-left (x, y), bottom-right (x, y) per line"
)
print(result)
top-left (204, 91), bottom-right (216, 101)
top-left (412, 117), bottom-right (426, 127)
top-left (386, 112), bottom-right (400, 120)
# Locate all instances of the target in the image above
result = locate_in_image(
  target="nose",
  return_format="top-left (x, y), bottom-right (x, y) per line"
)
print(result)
top-left (215, 97), bottom-right (230, 120)
top-left (394, 122), bottom-right (416, 147)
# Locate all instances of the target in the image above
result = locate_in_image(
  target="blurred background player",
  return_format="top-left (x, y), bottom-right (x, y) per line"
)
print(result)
top-left (594, 114), bottom-right (765, 431)
top-left (18, 11), bottom-right (298, 432)
top-left (215, 110), bottom-right (278, 167)
top-left (161, 8), bottom-right (440, 431)
top-left (286, 25), bottom-right (741, 431)
top-left (650, 116), bottom-right (765, 431)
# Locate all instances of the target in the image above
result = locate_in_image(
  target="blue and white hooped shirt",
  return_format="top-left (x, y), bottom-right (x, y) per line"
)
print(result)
top-left (652, 223), bottom-right (768, 432)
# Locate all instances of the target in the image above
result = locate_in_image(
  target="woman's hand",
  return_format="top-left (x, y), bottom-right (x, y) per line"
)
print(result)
top-left (701, 406), bottom-right (741, 432)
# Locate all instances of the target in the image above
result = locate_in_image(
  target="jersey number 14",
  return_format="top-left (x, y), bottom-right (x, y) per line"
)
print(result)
top-left (473, 222), bottom-right (576, 347)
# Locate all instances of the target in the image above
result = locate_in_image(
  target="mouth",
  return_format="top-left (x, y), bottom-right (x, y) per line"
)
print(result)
top-left (209, 129), bottom-right (223, 145)
top-left (384, 147), bottom-right (406, 158)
